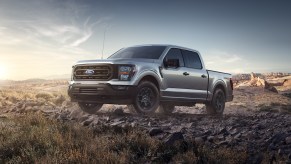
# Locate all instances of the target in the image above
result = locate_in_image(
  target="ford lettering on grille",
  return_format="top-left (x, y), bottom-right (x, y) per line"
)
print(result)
top-left (84, 69), bottom-right (95, 75)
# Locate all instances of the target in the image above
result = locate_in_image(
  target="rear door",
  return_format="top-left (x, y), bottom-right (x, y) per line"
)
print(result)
top-left (180, 49), bottom-right (208, 99)
top-left (161, 48), bottom-right (207, 99)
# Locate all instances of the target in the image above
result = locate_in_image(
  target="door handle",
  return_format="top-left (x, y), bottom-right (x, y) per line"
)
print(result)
top-left (201, 74), bottom-right (207, 78)
top-left (183, 72), bottom-right (189, 76)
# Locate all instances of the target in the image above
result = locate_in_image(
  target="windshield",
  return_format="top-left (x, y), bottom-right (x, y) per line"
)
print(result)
top-left (108, 46), bottom-right (166, 59)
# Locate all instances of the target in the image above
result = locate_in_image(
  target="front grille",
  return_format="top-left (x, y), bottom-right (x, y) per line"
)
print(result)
top-left (74, 65), bottom-right (113, 80)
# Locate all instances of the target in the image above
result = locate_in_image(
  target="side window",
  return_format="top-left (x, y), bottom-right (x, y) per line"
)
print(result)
top-left (164, 48), bottom-right (185, 67)
top-left (181, 50), bottom-right (203, 69)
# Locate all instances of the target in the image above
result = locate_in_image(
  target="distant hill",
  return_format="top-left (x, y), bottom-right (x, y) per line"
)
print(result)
top-left (43, 74), bottom-right (70, 80)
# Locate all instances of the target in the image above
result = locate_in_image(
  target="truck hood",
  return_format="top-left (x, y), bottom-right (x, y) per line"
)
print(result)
top-left (75, 58), bottom-right (157, 65)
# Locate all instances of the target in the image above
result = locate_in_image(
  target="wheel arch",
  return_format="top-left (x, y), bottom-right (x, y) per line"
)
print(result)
top-left (213, 81), bottom-right (227, 98)
top-left (134, 71), bottom-right (161, 90)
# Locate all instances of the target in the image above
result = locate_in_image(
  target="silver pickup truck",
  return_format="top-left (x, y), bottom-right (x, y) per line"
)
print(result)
top-left (68, 45), bottom-right (234, 115)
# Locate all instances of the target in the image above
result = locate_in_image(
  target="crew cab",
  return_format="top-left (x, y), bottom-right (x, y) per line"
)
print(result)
top-left (68, 45), bottom-right (234, 115)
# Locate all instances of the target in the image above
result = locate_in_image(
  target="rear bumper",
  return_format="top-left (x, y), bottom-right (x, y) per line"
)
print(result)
top-left (68, 83), bottom-right (137, 104)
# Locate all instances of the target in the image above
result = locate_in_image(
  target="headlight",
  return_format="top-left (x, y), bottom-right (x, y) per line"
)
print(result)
top-left (118, 65), bottom-right (136, 81)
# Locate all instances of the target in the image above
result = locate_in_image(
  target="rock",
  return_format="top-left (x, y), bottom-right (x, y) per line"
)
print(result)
top-left (148, 122), bottom-right (151, 127)
top-left (203, 130), bottom-right (212, 136)
top-left (170, 126), bottom-right (186, 133)
top-left (69, 107), bottom-right (83, 120)
top-left (131, 122), bottom-right (137, 128)
top-left (81, 117), bottom-right (94, 126)
top-left (78, 115), bottom-right (90, 122)
top-left (256, 77), bottom-right (266, 87)
top-left (163, 132), bottom-right (184, 145)
top-left (195, 137), bottom-right (204, 145)
top-left (286, 136), bottom-right (291, 144)
top-left (217, 134), bottom-right (225, 140)
top-left (250, 72), bottom-right (256, 80)
top-left (149, 128), bottom-right (163, 136)
top-left (57, 113), bottom-right (68, 120)
top-left (89, 119), bottom-right (99, 127)
top-left (110, 121), bottom-right (125, 126)
top-left (229, 128), bottom-right (239, 135)
top-left (234, 133), bottom-right (242, 140)
top-left (249, 72), bottom-right (258, 86)
top-left (112, 108), bottom-right (124, 115)
top-left (266, 86), bottom-right (278, 93)
top-left (284, 79), bottom-right (291, 87)
top-left (216, 141), bottom-right (228, 146)
top-left (218, 127), bottom-right (228, 135)
top-left (207, 136), bottom-right (215, 142)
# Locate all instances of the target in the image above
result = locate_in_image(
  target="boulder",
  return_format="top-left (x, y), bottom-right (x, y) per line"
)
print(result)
top-left (149, 128), bottom-right (163, 136)
top-left (266, 86), bottom-right (278, 93)
top-left (256, 77), bottom-right (266, 87)
top-left (163, 132), bottom-right (184, 145)
top-left (112, 108), bottom-right (124, 115)
top-left (284, 79), bottom-right (291, 87)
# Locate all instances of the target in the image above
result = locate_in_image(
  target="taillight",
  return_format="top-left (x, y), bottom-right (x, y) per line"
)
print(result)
top-left (230, 78), bottom-right (234, 90)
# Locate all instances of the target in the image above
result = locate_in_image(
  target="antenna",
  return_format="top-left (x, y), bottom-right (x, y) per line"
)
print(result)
top-left (101, 28), bottom-right (107, 59)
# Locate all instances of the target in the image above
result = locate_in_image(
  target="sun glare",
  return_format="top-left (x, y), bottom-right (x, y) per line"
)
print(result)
top-left (0, 65), bottom-right (7, 79)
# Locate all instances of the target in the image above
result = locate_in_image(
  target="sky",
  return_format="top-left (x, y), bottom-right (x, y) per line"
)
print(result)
top-left (0, 0), bottom-right (291, 80)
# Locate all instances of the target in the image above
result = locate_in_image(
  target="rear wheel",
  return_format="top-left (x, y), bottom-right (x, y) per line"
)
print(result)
top-left (129, 81), bottom-right (160, 114)
top-left (78, 102), bottom-right (103, 114)
top-left (206, 88), bottom-right (225, 115)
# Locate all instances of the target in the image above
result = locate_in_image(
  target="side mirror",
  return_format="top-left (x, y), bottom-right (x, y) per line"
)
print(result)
top-left (164, 59), bottom-right (180, 68)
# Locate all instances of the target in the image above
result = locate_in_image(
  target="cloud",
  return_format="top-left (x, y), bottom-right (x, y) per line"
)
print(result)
top-left (28, 19), bottom-right (94, 47)
top-left (70, 17), bottom-right (94, 47)
top-left (205, 50), bottom-right (243, 65)
top-left (203, 50), bottom-right (247, 73)
top-left (225, 54), bottom-right (242, 63)
top-left (0, 0), bottom-right (114, 79)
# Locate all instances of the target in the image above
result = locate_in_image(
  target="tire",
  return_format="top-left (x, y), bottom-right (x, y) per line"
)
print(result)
top-left (130, 81), bottom-right (160, 114)
top-left (206, 88), bottom-right (225, 115)
top-left (78, 102), bottom-right (103, 114)
top-left (158, 103), bottom-right (175, 114)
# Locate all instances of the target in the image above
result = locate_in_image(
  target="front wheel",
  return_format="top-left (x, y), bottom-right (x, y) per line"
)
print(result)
top-left (130, 81), bottom-right (160, 114)
top-left (206, 88), bottom-right (225, 115)
top-left (78, 102), bottom-right (103, 114)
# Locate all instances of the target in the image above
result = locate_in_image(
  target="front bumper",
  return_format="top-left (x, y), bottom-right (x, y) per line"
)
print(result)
top-left (68, 83), bottom-right (137, 104)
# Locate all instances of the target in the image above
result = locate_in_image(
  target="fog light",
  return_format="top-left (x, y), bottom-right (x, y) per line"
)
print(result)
top-left (112, 85), bottom-right (128, 90)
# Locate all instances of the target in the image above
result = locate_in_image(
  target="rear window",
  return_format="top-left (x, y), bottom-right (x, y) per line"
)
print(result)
top-left (181, 50), bottom-right (203, 69)
top-left (108, 46), bottom-right (166, 59)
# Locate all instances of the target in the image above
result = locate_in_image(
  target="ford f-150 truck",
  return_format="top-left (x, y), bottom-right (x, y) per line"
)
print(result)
top-left (68, 45), bottom-right (234, 115)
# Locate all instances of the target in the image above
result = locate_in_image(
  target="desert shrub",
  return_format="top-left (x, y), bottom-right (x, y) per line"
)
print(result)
top-left (54, 95), bottom-right (66, 105)
top-left (35, 92), bottom-right (54, 101)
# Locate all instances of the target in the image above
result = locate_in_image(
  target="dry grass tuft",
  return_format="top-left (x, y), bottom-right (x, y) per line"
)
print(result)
top-left (0, 114), bottom-right (252, 163)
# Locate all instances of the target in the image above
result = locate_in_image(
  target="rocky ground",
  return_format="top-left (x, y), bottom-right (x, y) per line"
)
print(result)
top-left (1, 79), bottom-right (291, 163)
